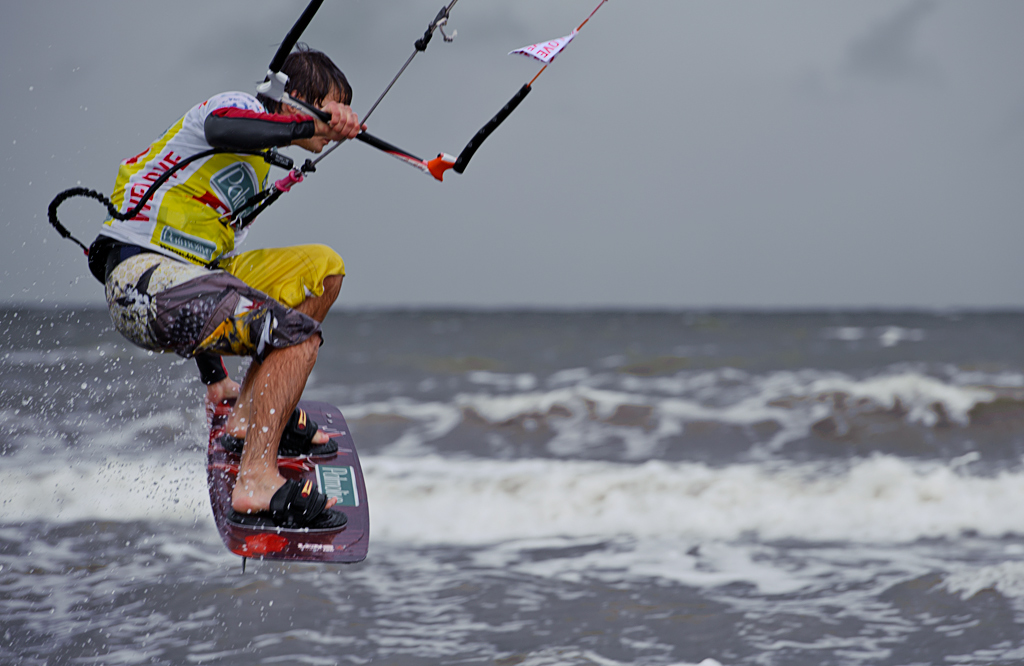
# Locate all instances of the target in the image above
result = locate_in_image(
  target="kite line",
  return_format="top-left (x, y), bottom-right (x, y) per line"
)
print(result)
top-left (451, 0), bottom-right (610, 174)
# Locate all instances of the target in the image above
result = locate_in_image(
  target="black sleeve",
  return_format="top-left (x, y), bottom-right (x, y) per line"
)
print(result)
top-left (195, 352), bottom-right (229, 385)
top-left (204, 107), bottom-right (316, 151)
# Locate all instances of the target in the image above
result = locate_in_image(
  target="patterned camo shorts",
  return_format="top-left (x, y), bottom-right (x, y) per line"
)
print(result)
top-left (105, 253), bottom-right (321, 361)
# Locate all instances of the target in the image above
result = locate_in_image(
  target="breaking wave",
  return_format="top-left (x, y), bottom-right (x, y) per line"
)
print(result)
top-left (5, 452), bottom-right (1024, 546)
top-left (330, 368), bottom-right (1022, 459)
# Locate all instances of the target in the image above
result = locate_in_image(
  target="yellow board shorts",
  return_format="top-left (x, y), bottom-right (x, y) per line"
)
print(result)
top-left (217, 244), bottom-right (345, 309)
top-left (105, 253), bottom-right (323, 361)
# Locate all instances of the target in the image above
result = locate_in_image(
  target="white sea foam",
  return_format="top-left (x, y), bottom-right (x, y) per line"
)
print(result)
top-left (344, 369), bottom-right (1002, 440)
top-left (821, 326), bottom-right (925, 347)
top-left (617, 368), bottom-right (996, 427)
top-left (5, 453), bottom-right (1024, 546)
top-left (1, 342), bottom-right (135, 367)
top-left (1, 456), bottom-right (210, 524)
top-left (952, 369), bottom-right (1024, 388)
top-left (468, 370), bottom-right (538, 391)
top-left (404, 369), bottom-right (1000, 455)
top-left (793, 372), bottom-right (991, 426)
top-left (339, 398), bottom-right (462, 456)
top-left (943, 562), bottom-right (1024, 600)
top-left (878, 326), bottom-right (926, 347)
top-left (364, 455), bottom-right (1024, 545)
top-left (474, 536), bottom-right (820, 596)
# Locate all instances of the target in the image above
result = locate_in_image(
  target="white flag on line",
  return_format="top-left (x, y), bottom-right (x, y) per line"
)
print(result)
top-left (509, 30), bottom-right (578, 64)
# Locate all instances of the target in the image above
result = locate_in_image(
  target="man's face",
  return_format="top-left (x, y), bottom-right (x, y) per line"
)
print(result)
top-left (286, 88), bottom-right (344, 153)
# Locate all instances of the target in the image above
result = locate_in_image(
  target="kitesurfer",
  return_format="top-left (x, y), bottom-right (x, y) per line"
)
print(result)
top-left (88, 46), bottom-right (362, 529)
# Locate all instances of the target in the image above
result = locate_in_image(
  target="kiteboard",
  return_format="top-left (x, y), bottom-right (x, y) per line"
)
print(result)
top-left (207, 399), bottom-right (368, 563)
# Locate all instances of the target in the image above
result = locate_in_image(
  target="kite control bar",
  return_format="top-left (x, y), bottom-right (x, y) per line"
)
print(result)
top-left (355, 133), bottom-right (457, 181)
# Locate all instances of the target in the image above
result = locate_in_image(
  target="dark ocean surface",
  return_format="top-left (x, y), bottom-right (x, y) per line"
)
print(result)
top-left (3, 308), bottom-right (1024, 665)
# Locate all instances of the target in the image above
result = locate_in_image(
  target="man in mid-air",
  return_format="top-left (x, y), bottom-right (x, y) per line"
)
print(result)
top-left (88, 47), bottom-right (361, 530)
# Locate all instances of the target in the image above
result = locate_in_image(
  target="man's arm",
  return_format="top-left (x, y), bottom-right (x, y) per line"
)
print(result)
top-left (196, 353), bottom-right (240, 406)
top-left (196, 352), bottom-right (229, 385)
top-left (204, 108), bottom-right (316, 151)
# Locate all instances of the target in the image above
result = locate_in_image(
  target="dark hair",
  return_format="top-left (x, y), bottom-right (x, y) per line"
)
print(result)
top-left (258, 44), bottom-right (352, 113)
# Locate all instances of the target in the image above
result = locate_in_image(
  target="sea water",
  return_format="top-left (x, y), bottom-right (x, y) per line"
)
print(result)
top-left (2, 308), bottom-right (1024, 665)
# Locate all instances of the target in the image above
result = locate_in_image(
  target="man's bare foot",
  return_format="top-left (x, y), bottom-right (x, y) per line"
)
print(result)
top-left (231, 472), bottom-right (337, 514)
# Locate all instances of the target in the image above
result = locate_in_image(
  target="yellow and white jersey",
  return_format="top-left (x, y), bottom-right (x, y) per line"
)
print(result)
top-left (99, 92), bottom-right (311, 266)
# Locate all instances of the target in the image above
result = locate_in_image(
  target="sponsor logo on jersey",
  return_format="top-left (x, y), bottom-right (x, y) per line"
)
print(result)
top-left (210, 162), bottom-right (260, 219)
top-left (158, 226), bottom-right (217, 263)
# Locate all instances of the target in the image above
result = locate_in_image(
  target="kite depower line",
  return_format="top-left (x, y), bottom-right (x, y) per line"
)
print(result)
top-left (47, 0), bottom-right (609, 257)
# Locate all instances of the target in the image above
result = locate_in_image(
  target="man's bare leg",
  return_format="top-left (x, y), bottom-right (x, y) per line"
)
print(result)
top-left (295, 274), bottom-right (342, 322)
top-left (223, 274), bottom-right (343, 439)
top-left (229, 334), bottom-right (337, 513)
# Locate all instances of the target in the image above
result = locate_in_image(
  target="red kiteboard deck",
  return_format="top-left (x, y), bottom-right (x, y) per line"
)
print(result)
top-left (207, 400), bottom-right (369, 563)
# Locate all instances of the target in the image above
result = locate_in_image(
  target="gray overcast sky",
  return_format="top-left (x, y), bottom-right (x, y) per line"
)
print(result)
top-left (2, 0), bottom-right (1022, 309)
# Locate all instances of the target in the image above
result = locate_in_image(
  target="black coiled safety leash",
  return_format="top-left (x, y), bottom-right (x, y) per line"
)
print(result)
top-left (47, 147), bottom-right (290, 256)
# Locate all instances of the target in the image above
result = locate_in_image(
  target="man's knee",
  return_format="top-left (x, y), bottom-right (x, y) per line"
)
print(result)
top-left (322, 274), bottom-right (343, 299)
top-left (304, 245), bottom-right (345, 285)
top-left (294, 271), bottom-right (342, 322)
